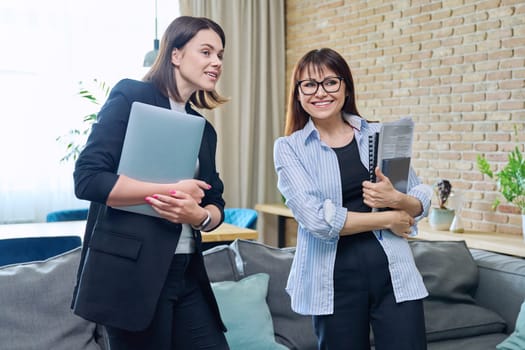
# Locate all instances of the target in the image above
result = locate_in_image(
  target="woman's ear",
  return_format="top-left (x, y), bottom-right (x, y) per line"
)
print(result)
top-left (171, 48), bottom-right (182, 67)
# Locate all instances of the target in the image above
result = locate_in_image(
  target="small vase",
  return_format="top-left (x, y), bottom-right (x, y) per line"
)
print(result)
top-left (449, 214), bottom-right (464, 233)
top-left (429, 207), bottom-right (455, 231)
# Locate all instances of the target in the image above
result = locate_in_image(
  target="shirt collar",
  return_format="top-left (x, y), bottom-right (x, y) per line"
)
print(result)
top-left (297, 113), bottom-right (367, 145)
top-left (344, 113), bottom-right (366, 131)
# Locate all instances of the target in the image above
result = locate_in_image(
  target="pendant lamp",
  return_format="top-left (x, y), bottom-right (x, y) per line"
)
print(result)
top-left (143, 0), bottom-right (159, 67)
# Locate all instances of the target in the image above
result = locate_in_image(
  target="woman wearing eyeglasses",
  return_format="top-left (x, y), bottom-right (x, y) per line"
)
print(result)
top-left (273, 48), bottom-right (431, 350)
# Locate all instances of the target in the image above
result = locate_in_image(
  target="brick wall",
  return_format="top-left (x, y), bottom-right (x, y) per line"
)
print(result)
top-left (285, 0), bottom-right (525, 235)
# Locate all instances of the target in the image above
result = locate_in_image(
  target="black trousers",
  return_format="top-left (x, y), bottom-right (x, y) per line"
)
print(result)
top-left (106, 254), bottom-right (229, 350)
top-left (313, 232), bottom-right (427, 350)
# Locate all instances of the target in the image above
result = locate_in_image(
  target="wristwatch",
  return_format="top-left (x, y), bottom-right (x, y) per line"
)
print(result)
top-left (192, 210), bottom-right (211, 231)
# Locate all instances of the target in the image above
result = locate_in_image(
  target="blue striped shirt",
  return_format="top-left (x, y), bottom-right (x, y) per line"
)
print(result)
top-left (273, 114), bottom-right (431, 315)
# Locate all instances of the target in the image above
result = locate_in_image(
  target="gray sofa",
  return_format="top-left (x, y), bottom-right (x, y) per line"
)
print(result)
top-left (0, 237), bottom-right (523, 350)
top-left (0, 246), bottom-right (107, 350)
top-left (203, 239), bottom-right (525, 350)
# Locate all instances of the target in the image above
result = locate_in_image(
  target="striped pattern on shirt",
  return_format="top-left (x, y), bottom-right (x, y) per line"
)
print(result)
top-left (273, 114), bottom-right (431, 315)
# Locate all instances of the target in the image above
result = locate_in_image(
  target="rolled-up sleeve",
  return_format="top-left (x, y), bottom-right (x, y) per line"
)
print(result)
top-left (274, 137), bottom-right (345, 241)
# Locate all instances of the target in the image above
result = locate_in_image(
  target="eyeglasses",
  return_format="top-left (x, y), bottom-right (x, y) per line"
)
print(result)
top-left (296, 76), bottom-right (344, 95)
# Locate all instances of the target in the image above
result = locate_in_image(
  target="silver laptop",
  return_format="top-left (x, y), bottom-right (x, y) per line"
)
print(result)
top-left (114, 101), bottom-right (205, 217)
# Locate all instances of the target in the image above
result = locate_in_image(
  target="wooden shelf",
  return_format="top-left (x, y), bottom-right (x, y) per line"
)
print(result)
top-left (255, 203), bottom-right (292, 218)
top-left (255, 203), bottom-right (293, 247)
top-left (416, 219), bottom-right (525, 258)
top-left (256, 203), bottom-right (524, 258)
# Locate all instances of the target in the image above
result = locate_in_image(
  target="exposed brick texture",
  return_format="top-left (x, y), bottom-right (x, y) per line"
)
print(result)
top-left (286, 0), bottom-right (524, 235)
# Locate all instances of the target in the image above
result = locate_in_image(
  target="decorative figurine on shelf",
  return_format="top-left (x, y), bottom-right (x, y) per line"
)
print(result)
top-left (429, 179), bottom-right (456, 231)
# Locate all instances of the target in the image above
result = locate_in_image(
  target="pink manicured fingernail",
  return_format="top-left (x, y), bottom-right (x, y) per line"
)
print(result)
top-left (170, 190), bottom-right (176, 195)
top-left (144, 197), bottom-right (151, 203)
top-left (152, 194), bottom-right (159, 199)
top-left (207, 185), bottom-right (212, 189)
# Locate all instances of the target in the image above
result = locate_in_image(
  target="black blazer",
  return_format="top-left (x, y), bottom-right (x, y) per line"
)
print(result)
top-left (71, 79), bottom-right (226, 331)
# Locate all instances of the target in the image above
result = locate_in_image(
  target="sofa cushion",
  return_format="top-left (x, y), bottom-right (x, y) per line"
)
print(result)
top-left (0, 247), bottom-right (103, 350)
top-left (232, 239), bottom-right (317, 350)
top-left (410, 240), bottom-right (478, 303)
top-left (211, 273), bottom-right (287, 350)
top-left (497, 300), bottom-right (525, 350)
top-left (203, 244), bottom-right (241, 282)
top-left (424, 299), bottom-right (506, 342)
top-left (426, 333), bottom-right (509, 350)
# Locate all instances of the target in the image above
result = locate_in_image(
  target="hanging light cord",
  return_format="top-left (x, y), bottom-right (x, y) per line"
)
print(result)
top-left (143, 0), bottom-right (159, 66)
top-left (154, 0), bottom-right (158, 49)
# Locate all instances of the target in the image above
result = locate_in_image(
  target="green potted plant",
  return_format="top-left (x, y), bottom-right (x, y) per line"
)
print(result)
top-left (429, 179), bottom-right (456, 230)
top-left (477, 126), bottom-right (525, 238)
top-left (57, 79), bottom-right (110, 163)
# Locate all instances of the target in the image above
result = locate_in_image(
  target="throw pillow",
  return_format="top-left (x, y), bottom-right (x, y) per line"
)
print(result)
top-left (211, 272), bottom-right (287, 350)
top-left (232, 239), bottom-right (318, 350)
top-left (409, 240), bottom-right (478, 303)
top-left (0, 247), bottom-right (103, 350)
top-left (203, 244), bottom-right (241, 282)
top-left (497, 300), bottom-right (525, 350)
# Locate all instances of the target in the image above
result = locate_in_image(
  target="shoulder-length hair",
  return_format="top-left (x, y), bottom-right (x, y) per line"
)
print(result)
top-left (284, 48), bottom-right (361, 136)
top-left (143, 16), bottom-right (228, 109)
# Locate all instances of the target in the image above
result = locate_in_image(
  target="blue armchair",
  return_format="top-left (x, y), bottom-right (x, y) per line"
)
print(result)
top-left (224, 208), bottom-right (258, 229)
top-left (46, 208), bottom-right (88, 222)
top-left (0, 236), bottom-right (82, 267)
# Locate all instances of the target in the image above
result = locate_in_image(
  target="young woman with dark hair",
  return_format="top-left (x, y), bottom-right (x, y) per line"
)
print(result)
top-left (72, 16), bottom-right (230, 350)
top-left (274, 48), bottom-right (431, 350)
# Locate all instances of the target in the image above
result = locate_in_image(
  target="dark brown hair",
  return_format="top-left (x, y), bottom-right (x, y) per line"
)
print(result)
top-left (284, 48), bottom-right (361, 136)
top-left (143, 16), bottom-right (228, 109)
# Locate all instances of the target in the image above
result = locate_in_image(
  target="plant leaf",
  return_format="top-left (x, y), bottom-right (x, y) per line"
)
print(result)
top-left (476, 155), bottom-right (493, 178)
